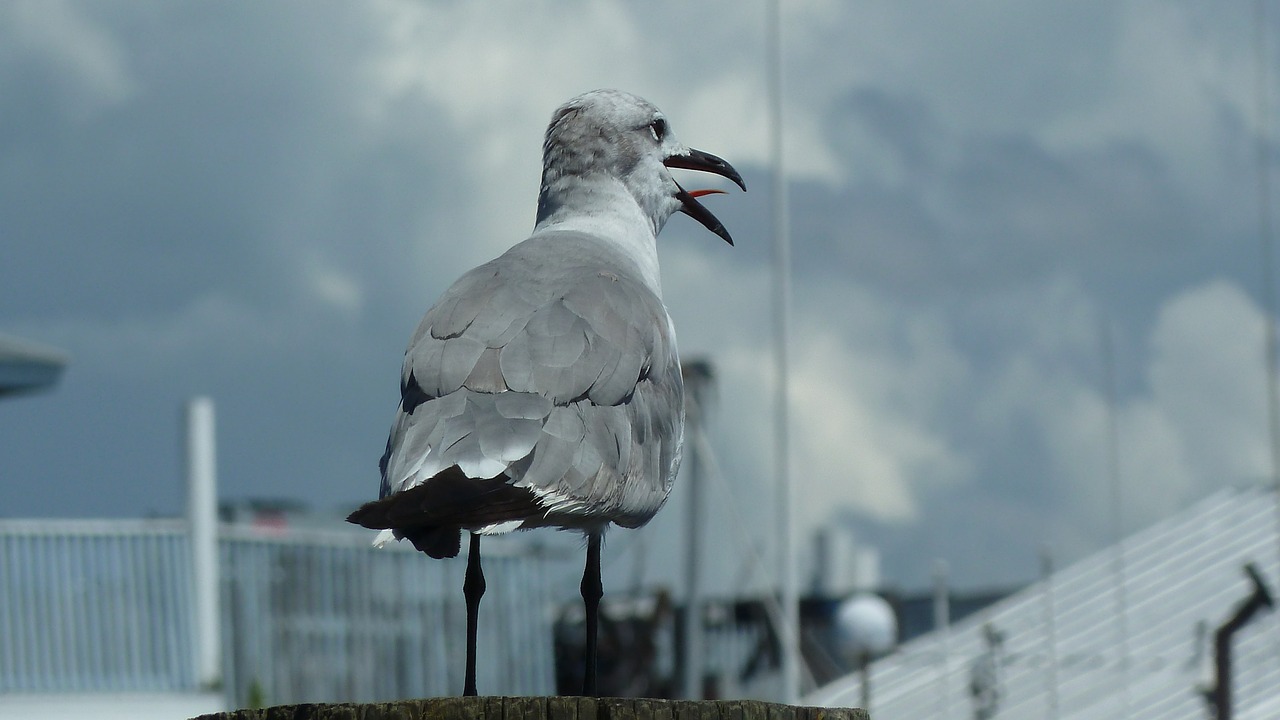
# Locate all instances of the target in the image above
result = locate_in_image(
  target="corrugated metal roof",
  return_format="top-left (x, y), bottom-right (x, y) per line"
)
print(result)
top-left (806, 483), bottom-right (1280, 719)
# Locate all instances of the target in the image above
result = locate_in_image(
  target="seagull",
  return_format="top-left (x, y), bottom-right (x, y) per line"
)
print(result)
top-left (347, 89), bottom-right (744, 697)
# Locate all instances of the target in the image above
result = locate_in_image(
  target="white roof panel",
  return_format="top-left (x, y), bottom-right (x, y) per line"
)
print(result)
top-left (807, 484), bottom-right (1280, 719)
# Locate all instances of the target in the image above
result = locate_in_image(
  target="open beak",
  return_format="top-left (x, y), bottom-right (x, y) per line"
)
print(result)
top-left (664, 148), bottom-right (746, 246)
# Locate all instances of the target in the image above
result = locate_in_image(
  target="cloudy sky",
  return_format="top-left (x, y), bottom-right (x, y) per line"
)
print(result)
top-left (2, 0), bottom-right (1277, 595)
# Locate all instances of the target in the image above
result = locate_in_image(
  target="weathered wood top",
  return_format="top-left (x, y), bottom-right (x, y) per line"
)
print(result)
top-left (193, 696), bottom-right (868, 720)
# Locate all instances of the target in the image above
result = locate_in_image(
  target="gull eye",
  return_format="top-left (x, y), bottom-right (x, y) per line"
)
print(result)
top-left (649, 118), bottom-right (668, 142)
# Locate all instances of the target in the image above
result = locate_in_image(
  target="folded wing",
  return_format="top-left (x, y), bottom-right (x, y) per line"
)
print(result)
top-left (360, 232), bottom-right (685, 539)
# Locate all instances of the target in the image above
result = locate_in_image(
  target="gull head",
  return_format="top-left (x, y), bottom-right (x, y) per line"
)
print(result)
top-left (536, 89), bottom-right (746, 245)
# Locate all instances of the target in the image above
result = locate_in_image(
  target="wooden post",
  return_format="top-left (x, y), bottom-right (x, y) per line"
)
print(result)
top-left (193, 697), bottom-right (868, 720)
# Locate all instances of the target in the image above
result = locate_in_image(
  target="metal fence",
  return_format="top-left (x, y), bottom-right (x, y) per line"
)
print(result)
top-left (0, 519), bottom-right (196, 694)
top-left (219, 524), bottom-right (561, 706)
top-left (0, 518), bottom-right (565, 706)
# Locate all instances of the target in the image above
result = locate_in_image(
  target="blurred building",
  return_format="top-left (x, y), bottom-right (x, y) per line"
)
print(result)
top-left (0, 333), bottom-right (66, 397)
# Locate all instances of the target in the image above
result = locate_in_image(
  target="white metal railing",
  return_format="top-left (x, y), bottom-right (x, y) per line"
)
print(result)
top-left (218, 524), bottom-right (562, 706)
top-left (0, 518), bottom-right (566, 705)
top-left (0, 519), bottom-right (195, 693)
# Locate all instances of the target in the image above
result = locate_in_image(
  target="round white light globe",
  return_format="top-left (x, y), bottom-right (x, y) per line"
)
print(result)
top-left (835, 593), bottom-right (897, 659)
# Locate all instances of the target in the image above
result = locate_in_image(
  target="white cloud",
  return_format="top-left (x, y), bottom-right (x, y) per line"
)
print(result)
top-left (990, 278), bottom-right (1271, 548)
top-left (663, 243), bottom-right (971, 532)
top-left (304, 259), bottom-right (365, 318)
top-left (665, 244), bottom-right (1273, 586)
top-left (1146, 279), bottom-right (1271, 484)
top-left (1038, 0), bottom-right (1259, 201)
top-left (4, 0), bottom-right (1275, 591)
top-left (361, 0), bottom-right (844, 201)
top-left (788, 327), bottom-right (959, 524)
top-left (0, 0), bottom-right (137, 114)
top-left (13, 294), bottom-right (274, 385)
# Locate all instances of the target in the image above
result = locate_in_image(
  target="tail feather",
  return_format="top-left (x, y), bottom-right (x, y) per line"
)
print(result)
top-left (347, 465), bottom-right (543, 558)
top-left (401, 526), bottom-right (463, 559)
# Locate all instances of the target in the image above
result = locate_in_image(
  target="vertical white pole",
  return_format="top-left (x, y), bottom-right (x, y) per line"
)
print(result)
top-left (186, 396), bottom-right (221, 689)
top-left (1102, 325), bottom-right (1130, 717)
top-left (932, 560), bottom-right (951, 720)
top-left (1041, 547), bottom-right (1060, 720)
top-left (682, 362), bottom-right (711, 700)
top-left (765, 0), bottom-right (799, 704)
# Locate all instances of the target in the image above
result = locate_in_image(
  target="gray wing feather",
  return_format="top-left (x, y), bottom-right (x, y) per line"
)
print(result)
top-left (494, 392), bottom-right (553, 420)
top-left (588, 337), bottom-right (646, 406)
top-left (467, 283), bottom-right (536, 344)
top-left (427, 269), bottom-right (491, 339)
top-left (435, 337), bottom-right (487, 395)
top-left (515, 424), bottom-right (579, 490)
top-left (463, 347), bottom-right (507, 393)
top-left (500, 301), bottom-right (594, 400)
top-left (381, 232), bottom-right (683, 527)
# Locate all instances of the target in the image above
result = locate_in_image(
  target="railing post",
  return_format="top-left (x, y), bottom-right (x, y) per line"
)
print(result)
top-left (681, 360), bottom-right (714, 700)
top-left (186, 396), bottom-right (222, 689)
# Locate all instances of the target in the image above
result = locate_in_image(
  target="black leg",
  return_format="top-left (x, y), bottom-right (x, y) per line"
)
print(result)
top-left (463, 532), bottom-right (485, 696)
top-left (580, 531), bottom-right (603, 696)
